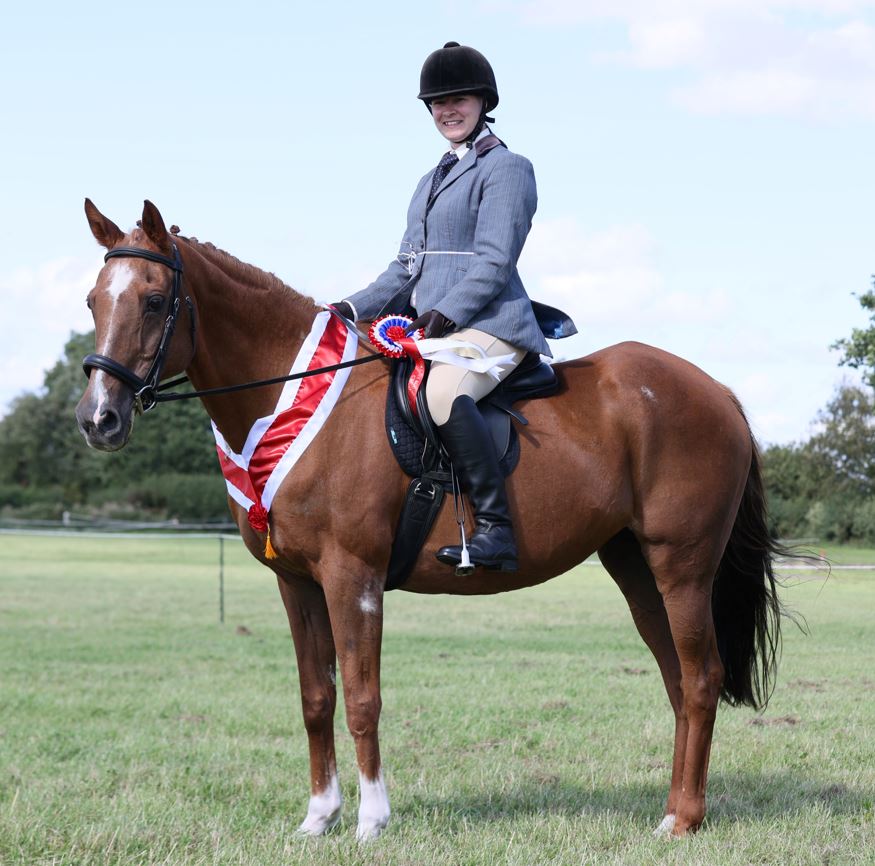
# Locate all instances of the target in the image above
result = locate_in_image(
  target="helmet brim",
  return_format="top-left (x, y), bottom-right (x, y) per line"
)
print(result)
top-left (418, 86), bottom-right (499, 113)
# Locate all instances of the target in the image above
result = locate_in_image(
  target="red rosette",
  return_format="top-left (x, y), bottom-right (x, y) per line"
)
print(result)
top-left (368, 315), bottom-right (424, 358)
top-left (367, 314), bottom-right (428, 417)
top-left (247, 501), bottom-right (269, 533)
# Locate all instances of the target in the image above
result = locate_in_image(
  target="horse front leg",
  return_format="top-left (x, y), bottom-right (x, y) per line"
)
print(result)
top-left (276, 573), bottom-right (342, 835)
top-left (321, 566), bottom-right (390, 841)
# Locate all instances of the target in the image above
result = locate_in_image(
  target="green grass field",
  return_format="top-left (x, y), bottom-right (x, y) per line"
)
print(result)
top-left (1, 535), bottom-right (873, 865)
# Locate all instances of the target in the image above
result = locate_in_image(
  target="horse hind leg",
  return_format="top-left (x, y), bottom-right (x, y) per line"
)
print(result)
top-left (598, 530), bottom-right (686, 836)
top-left (276, 574), bottom-right (343, 836)
top-left (643, 539), bottom-right (725, 836)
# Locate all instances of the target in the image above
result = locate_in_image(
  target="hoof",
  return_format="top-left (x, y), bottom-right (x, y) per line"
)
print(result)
top-left (355, 819), bottom-right (387, 842)
top-left (356, 771), bottom-right (390, 841)
top-left (296, 808), bottom-right (341, 837)
top-left (296, 779), bottom-right (343, 837)
top-left (653, 814), bottom-right (676, 838)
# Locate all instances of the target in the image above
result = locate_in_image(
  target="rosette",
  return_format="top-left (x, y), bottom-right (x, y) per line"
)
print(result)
top-left (368, 315), bottom-right (424, 358)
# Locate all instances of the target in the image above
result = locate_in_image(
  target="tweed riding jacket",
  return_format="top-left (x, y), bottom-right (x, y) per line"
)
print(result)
top-left (347, 136), bottom-right (551, 357)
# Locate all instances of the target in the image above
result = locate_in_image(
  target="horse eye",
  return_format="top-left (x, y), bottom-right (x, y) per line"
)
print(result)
top-left (146, 295), bottom-right (165, 313)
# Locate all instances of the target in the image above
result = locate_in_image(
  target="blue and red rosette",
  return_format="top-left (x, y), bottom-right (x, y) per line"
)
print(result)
top-left (368, 315), bottom-right (426, 415)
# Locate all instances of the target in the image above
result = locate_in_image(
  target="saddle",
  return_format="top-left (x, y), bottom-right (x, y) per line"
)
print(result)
top-left (384, 352), bottom-right (559, 589)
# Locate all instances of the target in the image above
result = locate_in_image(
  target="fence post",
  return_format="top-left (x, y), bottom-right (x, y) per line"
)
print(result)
top-left (218, 535), bottom-right (225, 625)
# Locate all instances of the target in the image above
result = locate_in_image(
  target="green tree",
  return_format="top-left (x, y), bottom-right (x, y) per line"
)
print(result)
top-left (0, 332), bottom-right (106, 501)
top-left (834, 276), bottom-right (875, 386)
top-left (807, 383), bottom-right (875, 497)
top-left (0, 330), bottom-right (222, 516)
top-left (761, 441), bottom-right (832, 538)
top-left (761, 383), bottom-right (875, 541)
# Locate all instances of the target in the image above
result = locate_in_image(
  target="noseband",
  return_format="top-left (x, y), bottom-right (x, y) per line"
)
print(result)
top-left (82, 243), bottom-right (195, 414)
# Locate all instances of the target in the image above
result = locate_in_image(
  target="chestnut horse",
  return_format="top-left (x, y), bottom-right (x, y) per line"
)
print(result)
top-left (75, 200), bottom-right (782, 841)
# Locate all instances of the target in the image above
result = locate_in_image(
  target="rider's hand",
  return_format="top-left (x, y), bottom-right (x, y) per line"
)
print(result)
top-left (406, 309), bottom-right (453, 339)
top-left (328, 301), bottom-right (355, 321)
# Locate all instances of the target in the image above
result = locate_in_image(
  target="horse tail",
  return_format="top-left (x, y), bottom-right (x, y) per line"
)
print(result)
top-left (711, 424), bottom-right (785, 710)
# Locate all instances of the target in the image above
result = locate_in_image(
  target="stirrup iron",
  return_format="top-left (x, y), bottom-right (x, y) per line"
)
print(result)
top-left (455, 524), bottom-right (474, 577)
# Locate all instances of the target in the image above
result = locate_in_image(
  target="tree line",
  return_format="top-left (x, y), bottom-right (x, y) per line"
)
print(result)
top-left (762, 277), bottom-right (875, 543)
top-left (0, 332), bottom-right (227, 521)
top-left (3, 283), bottom-right (875, 538)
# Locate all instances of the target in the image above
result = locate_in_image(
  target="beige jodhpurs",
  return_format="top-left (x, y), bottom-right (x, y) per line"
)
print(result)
top-left (425, 327), bottom-right (528, 426)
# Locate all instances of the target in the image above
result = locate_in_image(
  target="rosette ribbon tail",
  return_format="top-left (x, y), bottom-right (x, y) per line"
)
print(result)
top-left (398, 335), bottom-right (427, 417)
top-left (414, 338), bottom-right (517, 381)
top-left (366, 317), bottom-right (516, 415)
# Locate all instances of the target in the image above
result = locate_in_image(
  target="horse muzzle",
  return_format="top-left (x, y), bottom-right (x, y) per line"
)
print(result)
top-left (75, 388), bottom-right (135, 451)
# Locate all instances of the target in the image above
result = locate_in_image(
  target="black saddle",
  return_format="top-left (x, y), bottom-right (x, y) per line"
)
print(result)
top-left (384, 352), bottom-right (559, 591)
top-left (386, 351), bottom-right (559, 480)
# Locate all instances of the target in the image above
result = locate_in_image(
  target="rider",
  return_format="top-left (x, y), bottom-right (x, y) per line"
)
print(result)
top-left (331, 41), bottom-right (563, 574)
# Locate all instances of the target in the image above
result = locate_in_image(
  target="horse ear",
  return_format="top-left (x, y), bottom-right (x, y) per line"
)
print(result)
top-left (84, 198), bottom-right (124, 249)
top-left (141, 200), bottom-right (171, 252)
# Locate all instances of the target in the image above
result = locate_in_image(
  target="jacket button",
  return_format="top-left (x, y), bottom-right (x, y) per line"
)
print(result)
top-left (419, 241), bottom-right (424, 249)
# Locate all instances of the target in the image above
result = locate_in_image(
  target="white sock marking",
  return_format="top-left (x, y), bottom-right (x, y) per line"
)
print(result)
top-left (297, 773), bottom-right (342, 836)
top-left (356, 770), bottom-right (390, 841)
top-left (653, 813), bottom-right (676, 837)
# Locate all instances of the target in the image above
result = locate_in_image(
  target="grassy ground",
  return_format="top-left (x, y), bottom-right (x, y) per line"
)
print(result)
top-left (0, 534), bottom-right (873, 865)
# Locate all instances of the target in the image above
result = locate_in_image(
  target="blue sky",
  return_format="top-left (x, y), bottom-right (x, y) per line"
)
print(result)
top-left (2, 0), bottom-right (874, 444)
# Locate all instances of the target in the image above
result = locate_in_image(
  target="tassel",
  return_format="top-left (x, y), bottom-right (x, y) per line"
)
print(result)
top-left (265, 529), bottom-right (278, 560)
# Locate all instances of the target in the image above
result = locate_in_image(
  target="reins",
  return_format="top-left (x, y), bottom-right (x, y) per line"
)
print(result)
top-left (82, 244), bottom-right (384, 412)
top-left (154, 353), bottom-right (383, 403)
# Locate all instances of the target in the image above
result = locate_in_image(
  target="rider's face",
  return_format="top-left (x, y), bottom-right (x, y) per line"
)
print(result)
top-left (430, 94), bottom-right (483, 145)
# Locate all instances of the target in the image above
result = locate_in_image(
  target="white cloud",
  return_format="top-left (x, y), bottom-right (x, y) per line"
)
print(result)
top-left (520, 218), bottom-right (727, 330)
top-left (1, 254), bottom-right (101, 414)
top-left (517, 216), bottom-right (854, 444)
top-left (492, 0), bottom-right (875, 118)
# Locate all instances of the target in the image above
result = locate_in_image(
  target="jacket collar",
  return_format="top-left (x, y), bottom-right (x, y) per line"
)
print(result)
top-left (427, 132), bottom-right (504, 207)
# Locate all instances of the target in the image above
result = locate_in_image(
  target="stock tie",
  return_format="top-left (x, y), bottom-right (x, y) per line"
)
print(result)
top-left (429, 150), bottom-right (459, 200)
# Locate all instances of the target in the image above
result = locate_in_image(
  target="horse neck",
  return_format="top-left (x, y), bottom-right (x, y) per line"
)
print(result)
top-left (180, 242), bottom-right (318, 450)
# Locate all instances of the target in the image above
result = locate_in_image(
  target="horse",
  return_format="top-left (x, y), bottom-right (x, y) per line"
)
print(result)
top-left (75, 199), bottom-right (782, 841)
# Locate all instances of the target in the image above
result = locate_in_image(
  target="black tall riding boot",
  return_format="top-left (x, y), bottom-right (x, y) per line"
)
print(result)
top-left (435, 396), bottom-right (518, 572)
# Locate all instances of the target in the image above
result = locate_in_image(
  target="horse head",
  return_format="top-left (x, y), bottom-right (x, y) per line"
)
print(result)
top-left (76, 199), bottom-right (195, 451)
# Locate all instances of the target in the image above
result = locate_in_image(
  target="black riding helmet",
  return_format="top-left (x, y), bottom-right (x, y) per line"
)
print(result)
top-left (418, 41), bottom-right (498, 121)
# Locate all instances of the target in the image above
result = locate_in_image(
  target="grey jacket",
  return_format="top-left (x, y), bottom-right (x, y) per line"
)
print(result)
top-left (347, 136), bottom-right (553, 356)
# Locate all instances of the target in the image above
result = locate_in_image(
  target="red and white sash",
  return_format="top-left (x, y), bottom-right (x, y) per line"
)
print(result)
top-left (212, 311), bottom-right (358, 530)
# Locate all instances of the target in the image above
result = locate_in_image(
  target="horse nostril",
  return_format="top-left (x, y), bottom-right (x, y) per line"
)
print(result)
top-left (77, 414), bottom-right (95, 436)
top-left (97, 407), bottom-right (122, 436)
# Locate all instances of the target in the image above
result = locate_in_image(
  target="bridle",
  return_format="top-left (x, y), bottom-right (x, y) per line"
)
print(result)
top-left (82, 243), bottom-right (196, 414)
top-left (82, 244), bottom-right (383, 413)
